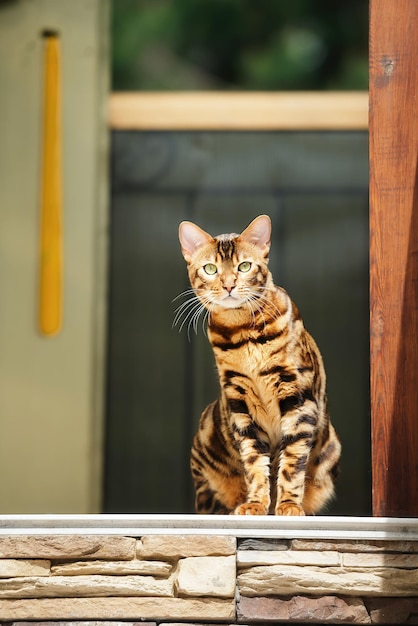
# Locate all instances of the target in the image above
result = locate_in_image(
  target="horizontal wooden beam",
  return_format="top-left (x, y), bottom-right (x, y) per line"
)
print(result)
top-left (109, 92), bottom-right (368, 131)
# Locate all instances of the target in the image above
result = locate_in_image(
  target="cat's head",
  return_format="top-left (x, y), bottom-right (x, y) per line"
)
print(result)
top-left (178, 215), bottom-right (272, 311)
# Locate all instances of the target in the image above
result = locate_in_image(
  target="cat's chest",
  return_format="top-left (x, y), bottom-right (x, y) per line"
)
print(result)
top-left (212, 326), bottom-right (300, 437)
top-left (215, 337), bottom-right (283, 402)
top-left (213, 330), bottom-right (272, 371)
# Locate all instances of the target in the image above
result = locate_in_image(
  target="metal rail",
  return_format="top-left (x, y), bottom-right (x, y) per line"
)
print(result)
top-left (0, 515), bottom-right (417, 541)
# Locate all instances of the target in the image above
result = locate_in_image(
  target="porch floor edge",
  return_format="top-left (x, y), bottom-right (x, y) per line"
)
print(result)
top-left (0, 514), bottom-right (417, 541)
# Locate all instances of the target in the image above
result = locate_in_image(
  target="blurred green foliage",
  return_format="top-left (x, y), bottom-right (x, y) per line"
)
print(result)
top-left (112, 0), bottom-right (368, 91)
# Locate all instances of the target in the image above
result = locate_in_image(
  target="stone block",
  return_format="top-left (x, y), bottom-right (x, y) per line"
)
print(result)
top-left (238, 539), bottom-right (290, 551)
top-left (237, 595), bottom-right (371, 624)
top-left (0, 559), bottom-right (50, 578)
top-left (238, 549), bottom-right (340, 567)
top-left (136, 535), bottom-right (236, 559)
top-left (292, 539), bottom-right (418, 553)
top-left (365, 597), bottom-right (418, 624)
top-left (0, 574), bottom-right (174, 598)
top-left (9, 623), bottom-right (156, 626)
top-left (0, 536), bottom-right (136, 560)
top-left (51, 558), bottom-right (172, 577)
top-left (342, 552), bottom-right (418, 568)
top-left (238, 564), bottom-right (418, 597)
top-left (0, 596), bottom-right (235, 621)
top-left (176, 556), bottom-right (236, 598)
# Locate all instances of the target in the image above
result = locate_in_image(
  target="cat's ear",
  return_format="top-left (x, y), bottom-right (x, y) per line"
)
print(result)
top-left (179, 221), bottom-right (214, 262)
top-left (238, 215), bottom-right (271, 253)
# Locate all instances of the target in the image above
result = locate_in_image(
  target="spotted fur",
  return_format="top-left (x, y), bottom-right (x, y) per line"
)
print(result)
top-left (178, 215), bottom-right (341, 516)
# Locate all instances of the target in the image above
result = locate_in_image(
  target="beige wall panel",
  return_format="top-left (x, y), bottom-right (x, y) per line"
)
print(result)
top-left (0, 0), bottom-right (108, 512)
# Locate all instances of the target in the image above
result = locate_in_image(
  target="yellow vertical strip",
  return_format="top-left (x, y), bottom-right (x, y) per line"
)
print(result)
top-left (39, 32), bottom-right (63, 336)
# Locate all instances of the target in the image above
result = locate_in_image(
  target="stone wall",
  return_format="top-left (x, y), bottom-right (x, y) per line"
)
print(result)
top-left (0, 533), bottom-right (417, 624)
top-left (237, 538), bottom-right (418, 623)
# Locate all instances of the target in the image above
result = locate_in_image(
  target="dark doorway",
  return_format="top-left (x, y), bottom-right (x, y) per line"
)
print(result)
top-left (104, 130), bottom-right (370, 515)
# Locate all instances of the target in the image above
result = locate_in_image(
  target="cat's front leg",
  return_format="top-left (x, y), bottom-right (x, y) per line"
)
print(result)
top-left (231, 411), bottom-right (271, 515)
top-left (275, 411), bottom-right (317, 516)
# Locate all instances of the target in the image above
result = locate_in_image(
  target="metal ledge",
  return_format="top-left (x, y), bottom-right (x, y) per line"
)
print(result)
top-left (0, 515), bottom-right (417, 541)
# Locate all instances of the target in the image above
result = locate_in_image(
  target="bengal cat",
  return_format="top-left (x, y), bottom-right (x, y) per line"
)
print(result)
top-left (177, 215), bottom-right (341, 515)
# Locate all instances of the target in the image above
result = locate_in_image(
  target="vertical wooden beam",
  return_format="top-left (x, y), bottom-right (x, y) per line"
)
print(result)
top-left (370, 0), bottom-right (418, 516)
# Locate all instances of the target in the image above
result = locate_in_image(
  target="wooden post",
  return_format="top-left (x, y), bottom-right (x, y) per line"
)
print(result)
top-left (369, 0), bottom-right (418, 516)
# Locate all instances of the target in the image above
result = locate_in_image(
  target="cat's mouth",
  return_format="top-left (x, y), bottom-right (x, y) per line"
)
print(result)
top-left (217, 293), bottom-right (246, 309)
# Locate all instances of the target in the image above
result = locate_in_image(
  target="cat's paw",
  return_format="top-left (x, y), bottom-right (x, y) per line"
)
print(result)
top-left (276, 503), bottom-right (305, 516)
top-left (234, 502), bottom-right (268, 516)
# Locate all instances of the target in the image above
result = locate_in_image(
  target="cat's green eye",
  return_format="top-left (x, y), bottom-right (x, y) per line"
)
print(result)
top-left (238, 261), bottom-right (252, 273)
top-left (203, 263), bottom-right (217, 275)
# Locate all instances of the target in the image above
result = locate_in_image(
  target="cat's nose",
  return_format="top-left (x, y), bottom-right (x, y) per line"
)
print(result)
top-left (224, 285), bottom-right (235, 294)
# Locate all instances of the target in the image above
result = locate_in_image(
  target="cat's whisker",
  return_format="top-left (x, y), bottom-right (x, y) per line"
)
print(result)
top-left (173, 297), bottom-right (201, 329)
top-left (175, 299), bottom-right (204, 333)
top-left (243, 292), bottom-right (258, 325)
top-left (257, 287), bottom-right (282, 306)
top-left (203, 308), bottom-right (211, 336)
top-left (247, 295), bottom-right (267, 330)
top-left (241, 288), bottom-right (271, 327)
top-left (251, 290), bottom-right (283, 320)
top-left (181, 303), bottom-right (205, 334)
top-left (172, 289), bottom-right (206, 323)
top-left (173, 289), bottom-right (214, 338)
top-left (245, 298), bottom-right (255, 326)
top-left (199, 296), bottom-right (217, 336)
top-left (173, 295), bottom-right (200, 314)
top-left (172, 288), bottom-right (198, 303)
top-left (189, 305), bottom-right (206, 339)
top-left (173, 297), bottom-right (196, 317)
top-left (188, 296), bottom-right (214, 339)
